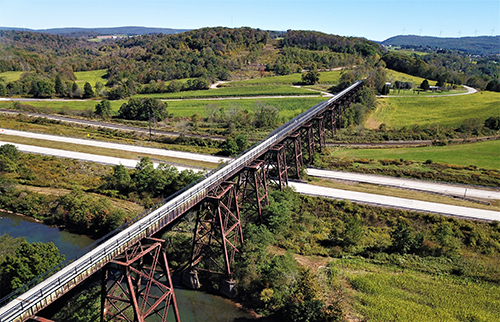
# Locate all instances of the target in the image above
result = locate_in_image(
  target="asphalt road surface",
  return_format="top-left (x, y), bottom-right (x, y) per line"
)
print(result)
top-left (1, 140), bottom-right (498, 221)
top-left (0, 128), bottom-right (230, 164)
top-left (1, 128), bottom-right (497, 201)
top-left (307, 168), bottom-right (500, 200)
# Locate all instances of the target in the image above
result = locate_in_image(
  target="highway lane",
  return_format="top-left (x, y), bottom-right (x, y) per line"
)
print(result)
top-left (1, 141), bottom-right (498, 222)
top-left (0, 128), bottom-right (230, 164)
top-left (0, 141), bottom-right (205, 173)
top-left (0, 128), bottom-right (498, 201)
top-left (307, 168), bottom-right (500, 200)
top-left (291, 181), bottom-right (499, 222)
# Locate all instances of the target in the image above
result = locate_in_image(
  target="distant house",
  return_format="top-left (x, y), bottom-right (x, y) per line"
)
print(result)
top-left (385, 82), bottom-right (392, 87)
top-left (429, 86), bottom-right (439, 91)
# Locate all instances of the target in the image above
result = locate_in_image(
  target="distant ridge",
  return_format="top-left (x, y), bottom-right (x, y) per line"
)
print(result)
top-left (381, 35), bottom-right (500, 56)
top-left (0, 26), bottom-right (190, 37)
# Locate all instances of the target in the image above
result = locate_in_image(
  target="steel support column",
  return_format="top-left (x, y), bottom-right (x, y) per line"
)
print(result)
top-left (190, 182), bottom-right (243, 277)
top-left (101, 238), bottom-right (180, 322)
top-left (300, 123), bottom-right (315, 164)
top-left (285, 132), bottom-right (303, 179)
top-left (262, 145), bottom-right (288, 191)
top-left (313, 115), bottom-right (326, 151)
top-left (236, 160), bottom-right (269, 220)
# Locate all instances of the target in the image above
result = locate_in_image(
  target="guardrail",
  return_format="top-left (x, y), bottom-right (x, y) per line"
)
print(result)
top-left (0, 81), bottom-right (362, 322)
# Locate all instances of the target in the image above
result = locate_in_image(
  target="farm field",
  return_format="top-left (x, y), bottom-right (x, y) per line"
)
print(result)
top-left (0, 97), bottom-right (324, 120)
top-left (134, 84), bottom-right (319, 99)
top-left (372, 91), bottom-right (500, 128)
top-left (329, 139), bottom-right (500, 169)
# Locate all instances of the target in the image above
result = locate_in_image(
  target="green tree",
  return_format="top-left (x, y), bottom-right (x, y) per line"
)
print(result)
top-left (100, 164), bottom-right (131, 194)
top-left (0, 144), bottom-right (20, 173)
top-left (235, 134), bottom-right (249, 152)
top-left (420, 79), bottom-right (430, 91)
top-left (0, 240), bottom-right (65, 297)
top-left (83, 82), bottom-right (94, 99)
top-left (30, 79), bottom-right (55, 98)
top-left (118, 98), bottom-right (167, 121)
top-left (220, 137), bottom-right (239, 156)
top-left (254, 102), bottom-right (280, 128)
top-left (302, 70), bottom-right (320, 85)
top-left (95, 99), bottom-right (112, 120)
top-left (0, 82), bottom-right (6, 96)
top-left (54, 74), bottom-right (64, 96)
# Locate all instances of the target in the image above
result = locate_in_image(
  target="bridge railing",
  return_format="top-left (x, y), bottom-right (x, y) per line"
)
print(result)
top-left (0, 80), bottom-right (362, 322)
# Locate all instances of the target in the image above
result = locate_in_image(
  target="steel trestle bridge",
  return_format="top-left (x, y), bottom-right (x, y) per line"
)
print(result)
top-left (0, 81), bottom-right (363, 322)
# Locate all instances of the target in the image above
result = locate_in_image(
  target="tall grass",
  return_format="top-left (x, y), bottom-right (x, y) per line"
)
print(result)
top-left (342, 259), bottom-right (500, 322)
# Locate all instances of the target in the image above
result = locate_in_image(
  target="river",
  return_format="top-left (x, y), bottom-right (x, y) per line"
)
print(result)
top-left (0, 211), bottom-right (257, 321)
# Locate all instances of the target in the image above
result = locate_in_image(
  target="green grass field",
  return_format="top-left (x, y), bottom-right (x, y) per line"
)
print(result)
top-left (230, 70), bottom-right (343, 86)
top-left (330, 139), bottom-right (500, 169)
top-left (0, 96), bottom-right (325, 120)
top-left (0, 71), bottom-right (24, 83)
top-left (0, 99), bottom-right (124, 112)
top-left (386, 88), bottom-right (468, 96)
top-left (166, 97), bottom-right (324, 118)
top-left (74, 69), bottom-right (108, 88)
top-left (387, 69), bottom-right (437, 86)
top-left (372, 91), bottom-right (500, 129)
top-left (134, 84), bottom-right (319, 99)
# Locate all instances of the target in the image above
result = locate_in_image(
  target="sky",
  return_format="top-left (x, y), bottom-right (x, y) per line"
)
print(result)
top-left (0, 0), bottom-right (498, 41)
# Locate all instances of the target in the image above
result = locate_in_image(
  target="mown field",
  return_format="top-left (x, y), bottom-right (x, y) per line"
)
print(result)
top-left (387, 69), bottom-right (437, 85)
top-left (0, 96), bottom-right (325, 120)
top-left (372, 91), bottom-right (500, 129)
top-left (386, 88), bottom-right (468, 96)
top-left (329, 139), bottom-right (500, 169)
top-left (134, 84), bottom-right (319, 99)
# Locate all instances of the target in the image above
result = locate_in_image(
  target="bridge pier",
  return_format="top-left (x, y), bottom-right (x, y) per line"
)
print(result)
top-left (285, 132), bottom-right (303, 179)
top-left (188, 182), bottom-right (243, 295)
top-left (101, 238), bottom-right (180, 322)
top-left (236, 160), bottom-right (269, 220)
top-left (262, 145), bottom-right (288, 191)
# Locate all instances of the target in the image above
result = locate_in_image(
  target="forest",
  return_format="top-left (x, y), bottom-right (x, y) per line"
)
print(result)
top-left (1, 27), bottom-right (499, 103)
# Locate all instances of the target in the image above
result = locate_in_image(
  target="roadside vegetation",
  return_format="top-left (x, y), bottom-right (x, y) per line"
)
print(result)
top-left (163, 188), bottom-right (500, 321)
top-left (0, 145), bottom-right (202, 237)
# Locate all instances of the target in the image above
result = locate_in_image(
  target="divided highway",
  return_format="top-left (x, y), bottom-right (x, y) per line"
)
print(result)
top-left (1, 140), bottom-right (498, 222)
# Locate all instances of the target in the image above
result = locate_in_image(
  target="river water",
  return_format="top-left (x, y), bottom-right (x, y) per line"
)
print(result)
top-left (0, 211), bottom-right (256, 321)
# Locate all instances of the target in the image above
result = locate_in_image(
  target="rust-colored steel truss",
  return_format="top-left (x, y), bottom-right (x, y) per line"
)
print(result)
top-left (190, 182), bottom-right (243, 277)
top-left (236, 160), bottom-right (269, 220)
top-left (313, 115), bottom-right (326, 152)
top-left (101, 238), bottom-right (180, 322)
top-left (285, 132), bottom-right (304, 179)
top-left (262, 145), bottom-right (288, 191)
top-left (300, 123), bottom-right (314, 164)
